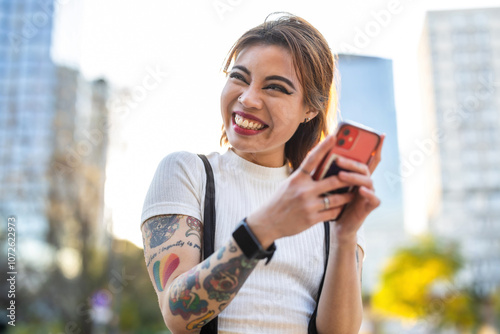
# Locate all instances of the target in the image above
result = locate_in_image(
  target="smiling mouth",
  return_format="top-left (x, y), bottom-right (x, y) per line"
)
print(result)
top-left (233, 114), bottom-right (268, 131)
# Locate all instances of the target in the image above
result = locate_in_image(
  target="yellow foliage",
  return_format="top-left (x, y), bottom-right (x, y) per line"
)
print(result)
top-left (372, 236), bottom-right (462, 321)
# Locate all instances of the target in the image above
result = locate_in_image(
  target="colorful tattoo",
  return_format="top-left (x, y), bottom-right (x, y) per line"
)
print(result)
top-left (153, 253), bottom-right (180, 292)
top-left (186, 310), bottom-right (215, 330)
top-left (217, 246), bottom-right (225, 260)
top-left (146, 251), bottom-right (159, 268)
top-left (169, 268), bottom-right (208, 320)
top-left (145, 215), bottom-right (181, 248)
top-left (203, 255), bottom-right (258, 302)
top-left (186, 216), bottom-right (202, 240)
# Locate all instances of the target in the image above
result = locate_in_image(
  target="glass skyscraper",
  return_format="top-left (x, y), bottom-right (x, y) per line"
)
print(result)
top-left (337, 54), bottom-right (405, 292)
top-left (420, 7), bottom-right (500, 296)
top-left (0, 0), bottom-right (57, 246)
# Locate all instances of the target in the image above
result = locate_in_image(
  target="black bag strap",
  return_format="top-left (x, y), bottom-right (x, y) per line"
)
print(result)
top-left (197, 154), bottom-right (330, 334)
top-left (198, 154), bottom-right (216, 259)
top-left (308, 221), bottom-right (330, 334)
top-left (197, 154), bottom-right (218, 334)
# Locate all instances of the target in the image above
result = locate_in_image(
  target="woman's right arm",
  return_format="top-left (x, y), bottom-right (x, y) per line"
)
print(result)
top-left (142, 214), bottom-right (259, 334)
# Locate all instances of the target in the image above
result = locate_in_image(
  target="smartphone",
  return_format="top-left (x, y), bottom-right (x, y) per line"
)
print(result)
top-left (312, 121), bottom-right (381, 195)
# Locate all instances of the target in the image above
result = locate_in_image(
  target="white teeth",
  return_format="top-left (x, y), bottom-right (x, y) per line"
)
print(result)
top-left (234, 114), bottom-right (265, 130)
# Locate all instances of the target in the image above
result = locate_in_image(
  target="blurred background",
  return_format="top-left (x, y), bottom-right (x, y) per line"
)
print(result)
top-left (1, 0), bottom-right (499, 333)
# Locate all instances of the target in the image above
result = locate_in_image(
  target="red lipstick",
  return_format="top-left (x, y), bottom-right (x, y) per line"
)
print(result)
top-left (232, 112), bottom-right (268, 136)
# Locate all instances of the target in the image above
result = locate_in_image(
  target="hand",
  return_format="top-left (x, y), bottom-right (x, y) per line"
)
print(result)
top-left (247, 135), bottom-right (356, 247)
top-left (332, 135), bottom-right (385, 243)
top-left (368, 134), bottom-right (385, 174)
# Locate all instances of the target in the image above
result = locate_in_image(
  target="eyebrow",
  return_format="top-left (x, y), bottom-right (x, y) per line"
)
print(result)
top-left (232, 65), bottom-right (296, 90)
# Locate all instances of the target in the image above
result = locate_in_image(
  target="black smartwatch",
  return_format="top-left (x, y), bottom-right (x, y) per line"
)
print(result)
top-left (232, 219), bottom-right (276, 265)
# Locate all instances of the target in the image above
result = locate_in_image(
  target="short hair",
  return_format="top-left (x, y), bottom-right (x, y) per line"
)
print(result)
top-left (220, 13), bottom-right (338, 170)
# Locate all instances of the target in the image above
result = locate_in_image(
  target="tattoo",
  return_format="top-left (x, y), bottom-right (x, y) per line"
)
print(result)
top-left (186, 216), bottom-right (202, 241)
top-left (219, 302), bottom-right (228, 312)
top-left (203, 255), bottom-right (258, 302)
top-left (142, 233), bottom-right (146, 254)
top-left (355, 248), bottom-right (359, 271)
top-left (217, 246), bottom-right (226, 260)
top-left (187, 240), bottom-right (200, 249)
top-left (145, 215), bottom-right (181, 248)
top-left (153, 253), bottom-right (180, 292)
top-left (169, 268), bottom-right (208, 320)
top-left (356, 247), bottom-right (363, 284)
top-left (146, 251), bottom-right (159, 267)
top-left (202, 259), bottom-right (210, 269)
top-left (228, 240), bottom-right (237, 252)
top-left (161, 240), bottom-right (185, 252)
top-left (186, 310), bottom-right (215, 330)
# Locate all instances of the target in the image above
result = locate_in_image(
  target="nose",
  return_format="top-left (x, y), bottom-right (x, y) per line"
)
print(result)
top-left (238, 86), bottom-right (263, 110)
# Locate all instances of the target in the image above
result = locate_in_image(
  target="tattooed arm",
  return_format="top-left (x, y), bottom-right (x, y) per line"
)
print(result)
top-left (142, 214), bottom-right (258, 334)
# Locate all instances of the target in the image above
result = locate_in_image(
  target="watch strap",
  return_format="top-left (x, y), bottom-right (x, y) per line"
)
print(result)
top-left (232, 219), bottom-right (276, 265)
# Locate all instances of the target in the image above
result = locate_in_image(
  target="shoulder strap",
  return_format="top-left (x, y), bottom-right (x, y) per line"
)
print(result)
top-left (197, 154), bottom-right (218, 334)
top-left (308, 221), bottom-right (330, 334)
top-left (198, 154), bottom-right (216, 259)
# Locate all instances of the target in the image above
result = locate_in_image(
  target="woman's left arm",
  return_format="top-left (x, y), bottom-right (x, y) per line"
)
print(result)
top-left (315, 135), bottom-right (384, 334)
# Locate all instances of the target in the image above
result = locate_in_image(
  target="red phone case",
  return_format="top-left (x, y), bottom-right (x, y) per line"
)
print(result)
top-left (313, 121), bottom-right (381, 182)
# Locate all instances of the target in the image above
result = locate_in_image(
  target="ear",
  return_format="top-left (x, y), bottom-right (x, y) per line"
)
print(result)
top-left (305, 108), bottom-right (319, 121)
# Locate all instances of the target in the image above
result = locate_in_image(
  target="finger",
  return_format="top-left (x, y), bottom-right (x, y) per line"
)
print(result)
top-left (314, 207), bottom-right (344, 223)
top-left (338, 171), bottom-right (374, 190)
top-left (335, 156), bottom-right (370, 176)
top-left (358, 186), bottom-right (381, 208)
top-left (369, 134), bottom-right (385, 174)
top-left (315, 175), bottom-right (350, 195)
top-left (299, 135), bottom-right (336, 176)
top-left (317, 193), bottom-right (354, 212)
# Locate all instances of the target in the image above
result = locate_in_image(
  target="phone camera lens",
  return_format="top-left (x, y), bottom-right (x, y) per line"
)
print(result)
top-left (338, 138), bottom-right (345, 146)
top-left (343, 129), bottom-right (350, 136)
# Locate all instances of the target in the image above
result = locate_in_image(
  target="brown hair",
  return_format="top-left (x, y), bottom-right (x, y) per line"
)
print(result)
top-left (220, 13), bottom-right (339, 171)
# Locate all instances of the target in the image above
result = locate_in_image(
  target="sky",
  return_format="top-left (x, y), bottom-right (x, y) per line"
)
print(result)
top-left (52, 0), bottom-right (500, 246)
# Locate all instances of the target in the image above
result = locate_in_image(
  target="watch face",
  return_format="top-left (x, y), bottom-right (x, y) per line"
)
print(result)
top-left (233, 222), bottom-right (260, 260)
top-left (232, 220), bottom-right (276, 262)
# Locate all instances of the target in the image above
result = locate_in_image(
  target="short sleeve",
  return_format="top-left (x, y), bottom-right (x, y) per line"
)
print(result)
top-left (140, 151), bottom-right (206, 227)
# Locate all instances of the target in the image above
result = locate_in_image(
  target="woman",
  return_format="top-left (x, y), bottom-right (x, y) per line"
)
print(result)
top-left (141, 13), bottom-right (384, 334)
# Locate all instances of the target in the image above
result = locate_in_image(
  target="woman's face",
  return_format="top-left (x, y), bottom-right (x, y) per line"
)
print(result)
top-left (221, 44), bottom-right (317, 167)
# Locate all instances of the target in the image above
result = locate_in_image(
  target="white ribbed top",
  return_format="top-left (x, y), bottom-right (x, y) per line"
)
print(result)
top-left (141, 149), bottom-right (365, 334)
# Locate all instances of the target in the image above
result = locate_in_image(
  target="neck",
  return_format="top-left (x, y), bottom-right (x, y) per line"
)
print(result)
top-left (230, 148), bottom-right (286, 168)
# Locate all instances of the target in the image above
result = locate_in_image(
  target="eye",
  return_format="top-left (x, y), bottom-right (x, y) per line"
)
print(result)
top-left (229, 72), bottom-right (248, 84)
top-left (265, 84), bottom-right (292, 95)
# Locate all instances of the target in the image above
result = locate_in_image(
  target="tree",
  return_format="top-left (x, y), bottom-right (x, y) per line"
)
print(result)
top-left (371, 236), bottom-right (482, 332)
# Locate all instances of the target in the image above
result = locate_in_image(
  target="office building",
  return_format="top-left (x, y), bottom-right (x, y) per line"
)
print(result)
top-left (0, 0), bottom-right (58, 252)
top-left (0, 0), bottom-right (110, 292)
top-left (337, 54), bottom-right (406, 292)
top-left (419, 7), bottom-right (500, 295)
